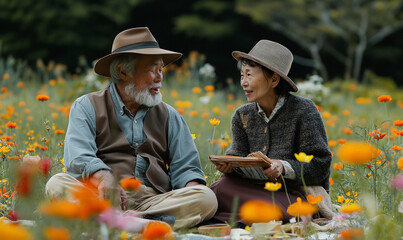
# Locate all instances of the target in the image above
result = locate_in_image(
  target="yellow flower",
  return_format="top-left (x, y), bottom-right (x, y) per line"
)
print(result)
top-left (120, 231), bottom-right (128, 240)
top-left (286, 197), bottom-right (318, 217)
top-left (264, 182), bottom-right (282, 191)
top-left (337, 142), bottom-right (380, 164)
top-left (294, 152), bottom-right (313, 163)
top-left (191, 134), bottom-right (196, 140)
top-left (398, 158), bottom-right (403, 170)
top-left (239, 200), bottom-right (283, 223)
top-left (209, 118), bottom-right (220, 126)
top-left (340, 203), bottom-right (362, 214)
top-left (0, 221), bottom-right (32, 240)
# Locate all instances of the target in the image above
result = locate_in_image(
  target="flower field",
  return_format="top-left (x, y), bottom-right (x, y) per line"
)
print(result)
top-left (0, 52), bottom-right (402, 239)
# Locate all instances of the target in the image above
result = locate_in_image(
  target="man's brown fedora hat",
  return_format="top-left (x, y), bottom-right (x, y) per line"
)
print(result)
top-left (232, 40), bottom-right (298, 92)
top-left (94, 27), bottom-right (182, 77)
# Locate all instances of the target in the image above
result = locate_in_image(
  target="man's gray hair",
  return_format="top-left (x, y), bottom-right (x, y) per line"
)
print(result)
top-left (109, 54), bottom-right (139, 83)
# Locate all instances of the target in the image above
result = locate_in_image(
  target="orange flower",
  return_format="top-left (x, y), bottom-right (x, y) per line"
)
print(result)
top-left (120, 177), bottom-right (142, 191)
top-left (340, 203), bottom-right (362, 214)
top-left (54, 130), bottom-right (65, 135)
top-left (227, 104), bottom-right (235, 111)
top-left (397, 157), bottom-right (403, 170)
top-left (286, 197), bottom-right (318, 217)
top-left (6, 121), bottom-right (17, 129)
top-left (204, 85), bottom-right (215, 92)
top-left (1, 87), bottom-right (7, 93)
top-left (369, 129), bottom-right (387, 140)
top-left (377, 95), bottom-right (392, 102)
top-left (189, 111), bottom-right (198, 117)
top-left (202, 112), bottom-right (209, 118)
top-left (17, 82), bottom-right (24, 88)
top-left (337, 139), bottom-right (347, 144)
top-left (337, 142), bottom-right (380, 164)
top-left (176, 108), bottom-right (184, 114)
top-left (239, 200), bottom-right (283, 223)
top-left (342, 110), bottom-right (350, 116)
top-left (328, 140), bottom-right (337, 147)
top-left (343, 127), bottom-right (353, 135)
top-left (307, 194), bottom-right (322, 204)
top-left (3, 73), bottom-right (10, 80)
top-left (329, 177), bottom-right (334, 186)
top-left (192, 87), bottom-right (202, 94)
top-left (209, 118), bottom-right (220, 126)
top-left (39, 200), bottom-right (82, 219)
top-left (391, 145), bottom-right (402, 152)
top-left (333, 162), bottom-right (343, 170)
top-left (355, 97), bottom-right (370, 104)
top-left (0, 221), bottom-right (32, 240)
top-left (316, 105), bottom-right (322, 111)
top-left (339, 228), bottom-right (363, 240)
top-left (141, 222), bottom-right (174, 240)
top-left (37, 94), bottom-right (50, 101)
top-left (44, 227), bottom-right (70, 240)
top-left (394, 120), bottom-right (403, 127)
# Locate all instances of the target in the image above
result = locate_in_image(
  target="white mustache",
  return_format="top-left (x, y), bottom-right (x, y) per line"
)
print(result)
top-left (148, 83), bottom-right (162, 89)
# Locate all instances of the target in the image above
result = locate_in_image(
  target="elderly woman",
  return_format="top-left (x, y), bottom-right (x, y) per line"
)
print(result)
top-left (210, 40), bottom-right (332, 226)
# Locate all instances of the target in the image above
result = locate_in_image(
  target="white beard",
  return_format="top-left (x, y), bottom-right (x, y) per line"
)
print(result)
top-left (124, 83), bottom-right (162, 107)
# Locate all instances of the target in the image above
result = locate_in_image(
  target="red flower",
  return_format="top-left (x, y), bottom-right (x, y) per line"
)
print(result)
top-left (393, 120), bottom-right (403, 127)
top-left (369, 129), bottom-right (386, 140)
top-left (377, 95), bottom-right (392, 102)
top-left (39, 157), bottom-right (52, 176)
top-left (8, 211), bottom-right (18, 221)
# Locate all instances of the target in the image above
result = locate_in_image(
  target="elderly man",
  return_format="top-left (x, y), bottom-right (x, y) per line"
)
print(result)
top-left (46, 27), bottom-right (217, 229)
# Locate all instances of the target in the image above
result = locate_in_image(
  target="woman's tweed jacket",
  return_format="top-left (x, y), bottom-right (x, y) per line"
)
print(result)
top-left (226, 93), bottom-right (332, 191)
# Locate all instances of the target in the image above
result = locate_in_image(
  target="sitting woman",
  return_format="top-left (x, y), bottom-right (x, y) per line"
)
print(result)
top-left (210, 40), bottom-right (332, 226)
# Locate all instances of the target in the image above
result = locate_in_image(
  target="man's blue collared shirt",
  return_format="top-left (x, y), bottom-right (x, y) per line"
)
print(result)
top-left (64, 83), bottom-right (205, 188)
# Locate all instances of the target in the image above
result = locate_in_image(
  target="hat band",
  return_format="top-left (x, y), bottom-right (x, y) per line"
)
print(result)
top-left (112, 41), bottom-right (160, 53)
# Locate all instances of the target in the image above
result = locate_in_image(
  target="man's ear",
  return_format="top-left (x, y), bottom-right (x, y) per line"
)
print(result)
top-left (117, 66), bottom-right (128, 81)
top-left (271, 73), bottom-right (280, 88)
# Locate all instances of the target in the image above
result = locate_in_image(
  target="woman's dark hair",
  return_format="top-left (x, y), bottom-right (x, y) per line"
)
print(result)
top-left (237, 58), bottom-right (290, 95)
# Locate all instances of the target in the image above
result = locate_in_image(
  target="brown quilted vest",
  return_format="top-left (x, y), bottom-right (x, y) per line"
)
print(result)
top-left (87, 88), bottom-right (171, 193)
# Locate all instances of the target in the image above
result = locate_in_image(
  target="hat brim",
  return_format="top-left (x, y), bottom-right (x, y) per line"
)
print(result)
top-left (94, 48), bottom-right (182, 77)
top-left (232, 51), bottom-right (298, 92)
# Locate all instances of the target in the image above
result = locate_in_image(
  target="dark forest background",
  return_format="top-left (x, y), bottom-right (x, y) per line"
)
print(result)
top-left (1, 0), bottom-right (402, 87)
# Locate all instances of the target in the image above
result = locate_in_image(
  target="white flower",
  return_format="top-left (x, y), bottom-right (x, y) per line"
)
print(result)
top-left (199, 96), bottom-right (211, 104)
top-left (199, 63), bottom-right (216, 80)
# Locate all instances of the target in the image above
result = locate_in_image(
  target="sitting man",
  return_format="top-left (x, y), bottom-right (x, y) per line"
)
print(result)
top-left (46, 27), bottom-right (217, 229)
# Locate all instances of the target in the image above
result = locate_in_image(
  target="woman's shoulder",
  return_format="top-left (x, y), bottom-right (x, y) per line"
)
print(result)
top-left (286, 94), bottom-right (316, 109)
top-left (234, 103), bottom-right (257, 114)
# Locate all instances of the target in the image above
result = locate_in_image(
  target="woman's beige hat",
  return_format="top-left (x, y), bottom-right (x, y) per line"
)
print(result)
top-left (94, 27), bottom-right (182, 77)
top-left (232, 40), bottom-right (298, 92)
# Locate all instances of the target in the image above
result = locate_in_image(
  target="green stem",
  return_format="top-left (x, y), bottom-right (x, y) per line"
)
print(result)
top-left (280, 174), bottom-right (291, 206)
top-left (301, 163), bottom-right (308, 196)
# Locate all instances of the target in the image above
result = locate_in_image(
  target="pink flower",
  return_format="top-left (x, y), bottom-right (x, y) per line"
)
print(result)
top-left (98, 208), bottom-right (151, 233)
top-left (391, 174), bottom-right (403, 190)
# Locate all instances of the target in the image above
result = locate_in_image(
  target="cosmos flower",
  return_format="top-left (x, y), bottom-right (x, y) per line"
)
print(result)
top-left (239, 200), bottom-right (283, 223)
top-left (377, 95), bottom-right (392, 102)
top-left (286, 197), bottom-right (318, 217)
top-left (294, 152), bottom-right (313, 163)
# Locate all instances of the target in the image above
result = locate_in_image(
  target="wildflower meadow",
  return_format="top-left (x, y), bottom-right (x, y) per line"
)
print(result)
top-left (0, 51), bottom-right (403, 239)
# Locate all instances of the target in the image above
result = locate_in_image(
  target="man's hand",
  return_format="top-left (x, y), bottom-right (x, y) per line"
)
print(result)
top-left (90, 170), bottom-right (127, 210)
top-left (262, 159), bottom-right (285, 182)
top-left (215, 162), bottom-right (233, 173)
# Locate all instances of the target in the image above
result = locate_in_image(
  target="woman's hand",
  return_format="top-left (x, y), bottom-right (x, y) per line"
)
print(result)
top-left (262, 159), bottom-right (285, 182)
top-left (216, 162), bottom-right (233, 173)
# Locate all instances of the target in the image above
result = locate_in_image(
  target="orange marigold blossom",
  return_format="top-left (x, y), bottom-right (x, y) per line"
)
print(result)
top-left (44, 227), bottom-right (70, 240)
top-left (39, 200), bottom-right (82, 218)
top-left (340, 203), bottom-right (362, 214)
top-left (355, 97), bottom-right (370, 104)
top-left (333, 162), bottom-right (343, 170)
top-left (3, 73), bottom-right (10, 80)
top-left (141, 222), bottom-right (174, 240)
top-left (54, 130), bottom-right (65, 135)
top-left (294, 152), bottom-right (313, 163)
top-left (286, 197), bottom-right (318, 217)
top-left (377, 95), bottom-right (392, 102)
top-left (329, 177), bottom-right (334, 186)
top-left (6, 121), bottom-right (17, 128)
top-left (209, 118), bottom-right (220, 126)
top-left (343, 127), bottom-right (353, 135)
top-left (192, 87), bottom-right (202, 94)
top-left (328, 140), bottom-right (337, 147)
top-left (397, 158), bottom-right (403, 170)
top-left (37, 94), bottom-right (50, 101)
top-left (239, 200), bottom-right (283, 223)
top-left (337, 139), bottom-right (347, 144)
top-left (264, 182), bottom-right (282, 191)
top-left (307, 194), bottom-right (322, 204)
top-left (339, 228), bottom-right (363, 239)
top-left (120, 177), bottom-right (142, 191)
top-left (17, 82), bottom-right (24, 88)
top-left (369, 129), bottom-right (387, 140)
top-left (0, 221), bottom-right (32, 240)
top-left (204, 85), bottom-right (215, 92)
top-left (1, 87), bottom-right (7, 93)
top-left (337, 142), bottom-right (380, 164)
top-left (391, 145), bottom-right (402, 151)
top-left (394, 120), bottom-right (403, 127)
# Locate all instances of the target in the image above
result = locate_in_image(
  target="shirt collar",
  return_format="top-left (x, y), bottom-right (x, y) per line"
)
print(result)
top-left (109, 83), bottom-right (127, 115)
top-left (257, 96), bottom-right (286, 123)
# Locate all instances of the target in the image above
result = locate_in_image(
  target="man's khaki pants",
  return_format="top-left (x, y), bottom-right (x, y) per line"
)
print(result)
top-left (46, 173), bottom-right (218, 229)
